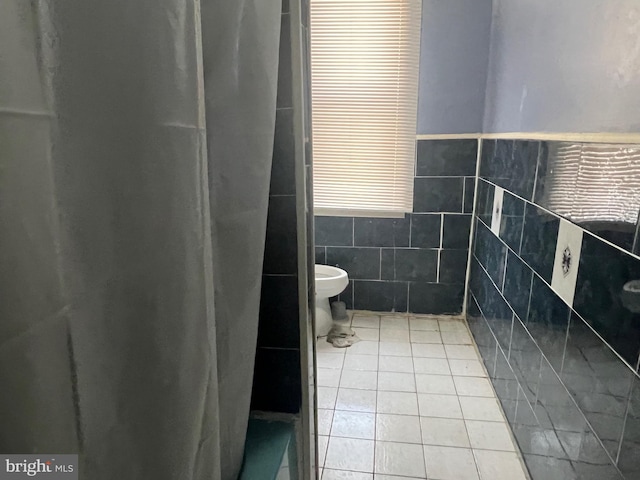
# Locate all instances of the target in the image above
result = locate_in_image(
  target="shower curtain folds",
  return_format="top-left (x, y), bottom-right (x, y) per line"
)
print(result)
top-left (0, 0), bottom-right (282, 479)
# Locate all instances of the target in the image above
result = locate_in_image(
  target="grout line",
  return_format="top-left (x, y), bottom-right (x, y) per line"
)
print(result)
top-left (462, 177), bottom-right (466, 214)
top-left (412, 212), bottom-right (471, 216)
top-left (500, 249), bottom-right (508, 293)
top-left (479, 176), bottom-right (640, 263)
top-left (406, 281), bottom-right (410, 312)
top-left (415, 175), bottom-right (472, 179)
top-left (462, 138), bottom-right (483, 315)
top-left (530, 142), bottom-right (542, 203)
top-left (558, 309), bottom-right (572, 375)
top-left (615, 370), bottom-right (636, 465)
top-left (517, 199), bottom-right (527, 255)
top-left (505, 314), bottom-right (515, 360)
top-left (351, 217), bottom-right (354, 247)
top-left (409, 214), bottom-right (413, 248)
top-left (469, 273), bottom-right (626, 473)
top-left (530, 353), bottom-right (544, 408)
top-left (475, 214), bottom-right (640, 378)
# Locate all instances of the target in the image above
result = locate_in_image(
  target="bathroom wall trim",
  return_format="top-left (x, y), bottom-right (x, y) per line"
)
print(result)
top-left (480, 176), bottom-right (640, 264)
top-left (417, 132), bottom-right (640, 143)
top-left (474, 208), bottom-right (640, 378)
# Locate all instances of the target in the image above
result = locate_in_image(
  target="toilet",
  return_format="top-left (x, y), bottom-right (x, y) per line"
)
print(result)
top-left (314, 264), bottom-right (349, 337)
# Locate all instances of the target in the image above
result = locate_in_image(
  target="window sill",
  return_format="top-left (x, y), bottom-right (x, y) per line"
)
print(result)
top-left (314, 208), bottom-right (408, 219)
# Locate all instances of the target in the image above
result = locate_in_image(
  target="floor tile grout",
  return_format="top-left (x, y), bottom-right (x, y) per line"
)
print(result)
top-left (319, 311), bottom-right (528, 479)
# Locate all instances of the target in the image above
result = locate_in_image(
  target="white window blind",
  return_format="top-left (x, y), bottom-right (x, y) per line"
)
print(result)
top-left (541, 142), bottom-right (640, 224)
top-left (310, 0), bottom-right (422, 217)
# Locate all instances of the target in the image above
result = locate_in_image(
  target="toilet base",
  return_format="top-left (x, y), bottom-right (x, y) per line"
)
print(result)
top-left (315, 296), bottom-right (334, 337)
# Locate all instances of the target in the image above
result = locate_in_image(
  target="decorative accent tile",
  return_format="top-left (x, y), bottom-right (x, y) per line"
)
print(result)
top-left (550, 219), bottom-right (583, 307)
top-left (491, 185), bottom-right (504, 235)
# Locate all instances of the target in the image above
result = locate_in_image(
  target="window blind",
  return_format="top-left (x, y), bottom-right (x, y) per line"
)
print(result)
top-left (541, 142), bottom-right (640, 224)
top-left (310, 0), bottom-right (422, 216)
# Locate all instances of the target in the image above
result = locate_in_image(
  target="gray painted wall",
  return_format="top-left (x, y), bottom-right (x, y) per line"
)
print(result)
top-left (484, 0), bottom-right (640, 133)
top-left (417, 0), bottom-right (492, 135)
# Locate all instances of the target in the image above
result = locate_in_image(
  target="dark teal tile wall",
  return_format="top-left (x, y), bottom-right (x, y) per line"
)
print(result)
top-left (469, 139), bottom-right (640, 479)
top-left (314, 139), bottom-right (477, 314)
top-left (253, 5), bottom-right (302, 414)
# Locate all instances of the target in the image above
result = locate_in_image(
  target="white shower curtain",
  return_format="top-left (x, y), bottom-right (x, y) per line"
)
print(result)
top-left (0, 1), bottom-right (281, 478)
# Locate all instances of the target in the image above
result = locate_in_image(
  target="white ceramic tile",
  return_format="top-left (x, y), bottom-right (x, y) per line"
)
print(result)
top-left (420, 417), bottom-right (470, 447)
top-left (376, 414), bottom-right (422, 443)
top-left (318, 368), bottom-right (342, 387)
top-left (423, 445), bottom-right (479, 480)
top-left (459, 397), bottom-right (504, 422)
top-left (551, 218), bottom-right (583, 307)
top-left (318, 409), bottom-right (334, 436)
top-left (437, 318), bottom-right (467, 332)
top-left (374, 441), bottom-right (426, 478)
top-left (325, 437), bottom-right (374, 473)
top-left (318, 386), bottom-right (338, 409)
top-left (413, 357), bottom-right (451, 375)
top-left (331, 411), bottom-right (376, 439)
top-left (465, 420), bottom-right (516, 451)
top-left (378, 355), bottom-right (414, 373)
top-left (379, 329), bottom-right (410, 343)
top-left (318, 353), bottom-right (345, 369)
top-left (340, 370), bottom-right (378, 390)
top-left (491, 185), bottom-right (504, 235)
top-left (353, 328), bottom-right (380, 341)
top-left (409, 316), bottom-right (440, 331)
top-left (453, 376), bottom-right (494, 397)
top-left (351, 315), bottom-right (380, 329)
top-left (411, 343), bottom-right (446, 358)
top-left (440, 330), bottom-right (473, 345)
top-left (410, 330), bottom-right (442, 344)
top-left (376, 391), bottom-right (419, 415)
top-left (343, 354), bottom-right (379, 372)
top-left (336, 388), bottom-right (377, 413)
top-left (378, 371), bottom-right (416, 392)
top-left (444, 344), bottom-right (479, 360)
top-left (379, 342), bottom-right (412, 357)
top-left (323, 469), bottom-right (373, 480)
top-left (380, 316), bottom-right (409, 330)
top-left (346, 341), bottom-right (379, 356)
top-left (415, 374), bottom-right (457, 395)
top-left (448, 359), bottom-right (487, 377)
top-left (417, 393), bottom-right (463, 419)
top-left (319, 435), bottom-right (329, 467)
top-left (473, 450), bottom-right (527, 480)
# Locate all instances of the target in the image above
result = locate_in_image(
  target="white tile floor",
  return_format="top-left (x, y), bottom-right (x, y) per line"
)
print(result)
top-left (316, 311), bottom-right (529, 480)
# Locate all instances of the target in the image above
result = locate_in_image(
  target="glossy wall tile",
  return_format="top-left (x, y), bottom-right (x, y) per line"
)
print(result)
top-left (253, 3), bottom-right (309, 416)
top-left (470, 138), bottom-right (640, 479)
top-left (315, 139), bottom-right (478, 314)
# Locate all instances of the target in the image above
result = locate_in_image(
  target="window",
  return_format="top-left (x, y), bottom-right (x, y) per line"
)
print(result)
top-left (310, 0), bottom-right (422, 217)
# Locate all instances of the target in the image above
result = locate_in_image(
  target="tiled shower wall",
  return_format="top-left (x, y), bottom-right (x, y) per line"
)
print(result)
top-left (252, 3), bottom-right (302, 414)
top-left (468, 139), bottom-right (640, 479)
top-left (314, 139), bottom-right (477, 314)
